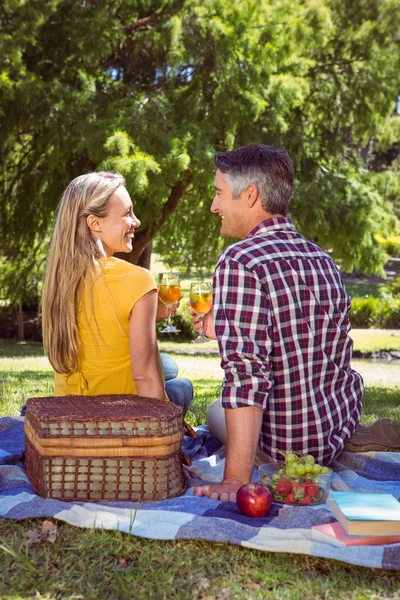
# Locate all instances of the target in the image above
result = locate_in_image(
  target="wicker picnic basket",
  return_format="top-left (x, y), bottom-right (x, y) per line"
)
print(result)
top-left (24, 394), bottom-right (186, 502)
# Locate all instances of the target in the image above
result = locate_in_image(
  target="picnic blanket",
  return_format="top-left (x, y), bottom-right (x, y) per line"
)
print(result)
top-left (1, 416), bottom-right (399, 570)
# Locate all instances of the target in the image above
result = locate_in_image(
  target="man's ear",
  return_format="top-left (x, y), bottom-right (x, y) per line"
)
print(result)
top-left (246, 184), bottom-right (259, 207)
top-left (86, 214), bottom-right (102, 233)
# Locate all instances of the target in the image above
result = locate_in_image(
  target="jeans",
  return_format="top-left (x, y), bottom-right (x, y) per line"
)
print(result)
top-left (161, 353), bottom-right (194, 416)
top-left (20, 354), bottom-right (194, 417)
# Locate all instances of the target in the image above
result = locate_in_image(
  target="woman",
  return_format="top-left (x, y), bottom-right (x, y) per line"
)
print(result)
top-left (41, 171), bottom-right (193, 411)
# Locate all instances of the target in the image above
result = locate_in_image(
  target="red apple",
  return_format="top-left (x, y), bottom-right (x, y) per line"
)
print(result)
top-left (236, 483), bottom-right (273, 517)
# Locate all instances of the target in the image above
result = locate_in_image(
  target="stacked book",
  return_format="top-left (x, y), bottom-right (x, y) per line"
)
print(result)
top-left (312, 491), bottom-right (400, 546)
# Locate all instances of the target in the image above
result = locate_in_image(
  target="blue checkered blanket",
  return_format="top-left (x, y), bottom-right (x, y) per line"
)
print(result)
top-left (1, 417), bottom-right (399, 570)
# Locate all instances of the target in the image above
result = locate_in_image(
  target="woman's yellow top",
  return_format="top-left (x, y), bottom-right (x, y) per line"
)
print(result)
top-left (54, 257), bottom-right (156, 396)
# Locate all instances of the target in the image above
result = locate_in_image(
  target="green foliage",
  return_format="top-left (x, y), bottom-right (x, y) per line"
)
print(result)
top-left (380, 297), bottom-right (400, 328)
top-left (156, 304), bottom-right (196, 342)
top-left (0, 233), bottom-right (50, 309)
top-left (376, 234), bottom-right (400, 258)
top-left (101, 131), bottom-right (161, 197)
top-left (350, 296), bottom-right (380, 328)
top-left (1, 0), bottom-right (400, 290)
top-left (350, 295), bottom-right (400, 328)
top-left (369, 159), bottom-right (400, 220)
top-left (292, 167), bottom-right (393, 276)
top-left (386, 276), bottom-right (400, 297)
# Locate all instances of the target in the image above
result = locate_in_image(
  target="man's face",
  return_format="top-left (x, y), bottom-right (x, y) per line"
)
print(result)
top-left (211, 170), bottom-right (247, 239)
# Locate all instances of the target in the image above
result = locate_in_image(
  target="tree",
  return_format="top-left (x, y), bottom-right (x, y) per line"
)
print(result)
top-left (1, 0), bottom-right (399, 291)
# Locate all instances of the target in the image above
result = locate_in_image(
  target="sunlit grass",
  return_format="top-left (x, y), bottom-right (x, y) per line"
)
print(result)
top-left (0, 339), bottom-right (400, 598)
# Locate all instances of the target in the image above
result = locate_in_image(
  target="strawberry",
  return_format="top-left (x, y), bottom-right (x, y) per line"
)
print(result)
top-left (298, 495), bottom-right (312, 505)
top-left (293, 482), bottom-right (306, 489)
top-left (305, 485), bottom-right (320, 497)
top-left (276, 478), bottom-right (291, 496)
top-left (281, 493), bottom-right (295, 504)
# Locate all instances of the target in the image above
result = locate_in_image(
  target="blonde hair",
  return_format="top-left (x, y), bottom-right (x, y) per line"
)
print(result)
top-left (42, 171), bottom-right (126, 374)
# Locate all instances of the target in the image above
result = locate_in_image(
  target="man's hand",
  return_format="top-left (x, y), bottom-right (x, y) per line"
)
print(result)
top-left (186, 301), bottom-right (216, 339)
top-left (193, 478), bottom-right (245, 501)
top-left (156, 295), bottom-right (182, 323)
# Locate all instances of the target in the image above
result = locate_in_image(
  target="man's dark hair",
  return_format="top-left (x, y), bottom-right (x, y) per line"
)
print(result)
top-left (214, 143), bottom-right (294, 216)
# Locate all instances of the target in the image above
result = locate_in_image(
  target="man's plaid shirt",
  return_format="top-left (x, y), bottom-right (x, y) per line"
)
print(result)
top-left (213, 217), bottom-right (363, 465)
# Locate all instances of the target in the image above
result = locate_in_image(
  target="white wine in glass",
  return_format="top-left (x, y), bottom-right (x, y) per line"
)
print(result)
top-left (190, 281), bottom-right (212, 343)
top-left (158, 272), bottom-right (181, 334)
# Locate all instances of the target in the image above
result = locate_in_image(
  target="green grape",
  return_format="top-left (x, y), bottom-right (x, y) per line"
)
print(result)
top-left (285, 453), bottom-right (297, 464)
top-left (320, 466), bottom-right (330, 474)
top-left (312, 464), bottom-right (322, 474)
top-left (304, 463), bottom-right (313, 473)
top-left (295, 464), bottom-right (306, 475)
top-left (272, 473), bottom-right (280, 482)
top-left (303, 454), bottom-right (315, 465)
top-left (286, 465), bottom-right (296, 476)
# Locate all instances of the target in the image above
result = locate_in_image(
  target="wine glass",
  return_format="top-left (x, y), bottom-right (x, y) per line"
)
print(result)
top-left (189, 281), bottom-right (212, 343)
top-left (158, 272), bottom-right (181, 334)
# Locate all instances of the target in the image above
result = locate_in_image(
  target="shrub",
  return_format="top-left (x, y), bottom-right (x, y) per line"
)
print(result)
top-left (380, 297), bottom-right (400, 328)
top-left (156, 304), bottom-right (196, 342)
top-left (350, 295), bottom-right (400, 328)
top-left (375, 234), bottom-right (400, 258)
top-left (350, 296), bottom-right (381, 328)
top-left (387, 277), bottom-right (400, 297)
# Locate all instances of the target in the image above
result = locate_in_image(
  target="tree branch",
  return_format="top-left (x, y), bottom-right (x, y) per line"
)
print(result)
top-left (309, 54), bottom-right (368, 75)
top-left (126, 173), bottom-right (192, 264)
top-left (119, 0), bottom-right (187, 34)
top-left (124, 13), bottom-right (159, 32)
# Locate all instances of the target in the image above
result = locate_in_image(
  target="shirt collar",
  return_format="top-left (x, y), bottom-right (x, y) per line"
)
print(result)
top-left (246, 217), bottom-right (297, 239)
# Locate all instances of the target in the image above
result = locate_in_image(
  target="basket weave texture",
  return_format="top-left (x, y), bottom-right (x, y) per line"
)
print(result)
top-left (25, 394), bottom-right (186, 502)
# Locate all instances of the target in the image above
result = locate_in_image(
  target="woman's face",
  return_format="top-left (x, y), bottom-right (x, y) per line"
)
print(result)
top-left (96, 186), bottom-right (141, 256)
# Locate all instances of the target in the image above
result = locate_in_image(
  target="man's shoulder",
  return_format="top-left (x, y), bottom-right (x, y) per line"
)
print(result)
top-left (217, 234), bottom-right (290, 268)
top-left (216, 232), bottom-right (338, 275)
top-left (217, 239), bottom-right (259, 267)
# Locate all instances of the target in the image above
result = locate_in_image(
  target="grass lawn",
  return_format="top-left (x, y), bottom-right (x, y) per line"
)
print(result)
top-left (349, 329), bottom-right (400, 353)
top-left (158, 328), bottom-right (400, 356)
top-left (0, 338), bottom-right (400, 599)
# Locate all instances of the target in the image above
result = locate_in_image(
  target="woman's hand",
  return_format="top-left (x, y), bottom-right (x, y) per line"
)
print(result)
top-left (186, 301), bottom-right (216, 339)
top-left (156, 294), bottom-right (182, 323)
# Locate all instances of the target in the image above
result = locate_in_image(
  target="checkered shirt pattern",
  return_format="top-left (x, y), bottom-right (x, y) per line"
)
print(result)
top-left (213, 217), bottom-right (363, 465)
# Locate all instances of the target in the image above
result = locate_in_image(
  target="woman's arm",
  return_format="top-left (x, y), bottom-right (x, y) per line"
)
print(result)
top-left (129, 289), bottom-right (165, 401)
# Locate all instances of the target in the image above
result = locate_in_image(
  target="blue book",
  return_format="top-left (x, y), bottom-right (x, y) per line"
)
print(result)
top-left (330, 491), bottom-right (400, 537)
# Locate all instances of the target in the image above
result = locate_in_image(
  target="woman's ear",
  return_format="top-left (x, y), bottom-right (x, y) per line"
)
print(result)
top-left (86, 214), bottom-right (102, 233)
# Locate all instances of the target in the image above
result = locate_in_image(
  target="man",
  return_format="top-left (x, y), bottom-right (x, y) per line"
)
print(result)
top-left (192, 143), bottom-right (365, 501)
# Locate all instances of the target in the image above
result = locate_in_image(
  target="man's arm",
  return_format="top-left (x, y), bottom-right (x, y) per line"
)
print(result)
top-left (194, 257), bottom-right (273, 501)
top-left (194, 405), bottom-right (263, 501)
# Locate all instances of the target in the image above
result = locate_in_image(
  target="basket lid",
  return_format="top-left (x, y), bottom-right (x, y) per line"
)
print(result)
top-left (25, 394), bottom-right (184, 439)
top-left (26, 394), bottom-right (182, 422)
